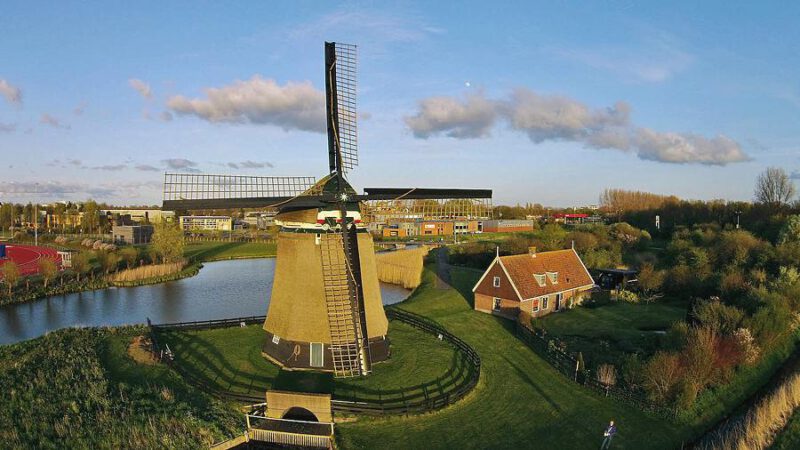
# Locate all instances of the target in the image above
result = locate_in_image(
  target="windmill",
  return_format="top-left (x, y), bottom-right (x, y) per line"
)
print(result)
top-left (162, 42), bottom-right (492, 378)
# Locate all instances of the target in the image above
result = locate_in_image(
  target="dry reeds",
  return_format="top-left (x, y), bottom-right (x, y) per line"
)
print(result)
top-left (700, 372), bottom-right (800, 450)
top-left (375, 246), bottom-right (430, 289)
top-left (110, 259), bottom-right (186, 283)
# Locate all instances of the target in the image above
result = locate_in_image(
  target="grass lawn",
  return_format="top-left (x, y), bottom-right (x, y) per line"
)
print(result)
top-left (157, 320), bottom-right (461, 401)
top-left (538, 297), bottom-right (688, 367)
top-left (334, 264), bottom-right (695, 450)
top-left (183, 241), bottom-right (276, 262)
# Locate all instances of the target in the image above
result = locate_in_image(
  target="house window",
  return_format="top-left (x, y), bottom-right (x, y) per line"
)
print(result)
top-left (556, 293), bottom-right (563, 308)
top-left (534, 273), bottom-right (547, 287)
top-left (547, 272), bottom-right (558, 284)
top-left (493, 298), bottom-right (501, 311)
top-left (542, 296), bottom-right (549, 310)
top-left (532, 299), bottom-right (540, 312)
top-left (310, 343), bottom-right (324, 367)
top-left (493, 276), bottom-right (501, 287)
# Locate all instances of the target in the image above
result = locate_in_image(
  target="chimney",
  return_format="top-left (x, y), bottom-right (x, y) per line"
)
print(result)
top-left (528, 246), bottom-right (537, 257)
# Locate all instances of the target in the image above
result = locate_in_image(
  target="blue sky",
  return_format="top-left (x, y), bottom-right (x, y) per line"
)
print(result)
top-left (1, 1), bottom-right (798, 206)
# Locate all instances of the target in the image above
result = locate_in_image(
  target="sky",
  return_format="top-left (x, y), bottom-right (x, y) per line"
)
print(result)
top-left (1, 1), bottom-right (799, 207)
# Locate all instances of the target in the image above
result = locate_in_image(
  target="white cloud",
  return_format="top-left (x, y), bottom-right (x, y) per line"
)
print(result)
top-left (0, 122), bottom-right (16, 133)
top-left (39, 113), bottom-right (69, 129)
top-left (405, 92), bottom-right (497, 138)
top-left (135, 164), bottom-right (160, 172)
top-left (129, 78), bottom-right (153, 99)
top-left (0, 79), bottom-right (22, 105)
top-left (166, 76), bottom-right (326, 133)
top-left (91, 164), bottom-right (127, 171)
top-left (405, 88), bottom-right (750, 165)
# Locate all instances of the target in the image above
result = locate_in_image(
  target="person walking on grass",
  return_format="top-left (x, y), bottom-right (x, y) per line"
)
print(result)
top-left (601, 420), bottom-right (617, 449)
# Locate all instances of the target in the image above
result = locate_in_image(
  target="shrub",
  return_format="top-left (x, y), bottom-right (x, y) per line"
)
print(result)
top-left (642, 351), bottom-right (683, 403)
top-left (615, 289), bottom-right (639, 303)
top-left (596, 364), bottom-right (617, 396)
top-left (691, 299), bottom-right (744, 335)
top-left (683, 326), bottom-right (718, 388)
top-left (733, 328), bottom-right (760, 364)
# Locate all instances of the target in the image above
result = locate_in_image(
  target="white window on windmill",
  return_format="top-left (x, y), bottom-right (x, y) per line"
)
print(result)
top-left (547, 271), bottom-right (559, 284)
top-left (310, 342), bottom-right (324, 368)
top-left (493, 276), bottom-right (501, 287)
top-left (272, 335), bottom-right (281, 345)
top-left (534, 273), bottom-right (547, 287)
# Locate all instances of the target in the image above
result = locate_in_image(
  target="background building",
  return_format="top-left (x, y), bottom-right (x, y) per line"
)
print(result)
top-left (112, 224), bottom-right (154, 245)
top-left (180, 215), bottom-right (233, 232)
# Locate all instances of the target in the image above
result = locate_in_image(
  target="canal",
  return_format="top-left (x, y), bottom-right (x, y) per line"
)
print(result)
top-left (0, 258), bottom-right (411, 345)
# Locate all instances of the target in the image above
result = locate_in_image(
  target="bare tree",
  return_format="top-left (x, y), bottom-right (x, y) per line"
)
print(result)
top-left (597, 364), bottom-right (617, 396)
top-left (755, 167), bottom-right (796, 206)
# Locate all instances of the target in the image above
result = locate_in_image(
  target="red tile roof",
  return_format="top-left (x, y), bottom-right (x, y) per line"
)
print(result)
top-left (498, 249), bottom-right (594, 300)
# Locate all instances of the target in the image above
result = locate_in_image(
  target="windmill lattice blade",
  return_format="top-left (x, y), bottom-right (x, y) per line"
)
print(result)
top-left (334, 43), bottom-right (358, 173)
top-left (162, 173), bottom-right (318, 203)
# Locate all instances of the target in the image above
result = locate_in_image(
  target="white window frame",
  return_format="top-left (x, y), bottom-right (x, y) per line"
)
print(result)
top-left (493, 297), bottom-right (502, 311)
top-left (272, 335), bottom-right (281, 345)
top-left (310, 343), bottom-right (324, 368)
top-left (556, 292), bottom-right (563, 308)
top-left (493, 276), bottom-right (501, 287)
top-left (547, 271), bottom-right (559, 284)
top-left (534, 273), bottom-right (546, 287)
top-left (542, 296), bottom-right (549, 310)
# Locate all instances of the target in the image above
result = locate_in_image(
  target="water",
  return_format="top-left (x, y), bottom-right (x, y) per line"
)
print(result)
top-left (0, 258), bottom-right (411, 345)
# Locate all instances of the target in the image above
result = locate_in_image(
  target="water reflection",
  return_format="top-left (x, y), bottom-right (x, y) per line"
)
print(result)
top-left (0, 258), bottom-right (410, 345)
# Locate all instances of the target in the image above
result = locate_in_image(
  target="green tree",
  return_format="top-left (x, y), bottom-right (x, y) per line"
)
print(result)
top-left (71, 252), bottom-right (91, 282)
top-left (538, 224), bottom-right (567, 250)
top-left (2, 261), bottom-right (21, 296)
top-left (81, 200), bottom-right (100, 234)
top-left (0, 202), bottom-right (15, 233)
top-left (778, 215), bottom-right (800, 245)
top-left (152, 221), bottom-right (185, 263)
top-left (637, 263), bottom-right (665, 303)
top-left (38, 258), bottom-right (58, 289)
top-left (119, 247), bottom-right (138, 269)
top-left (96, 251), bottom-right (120, 275)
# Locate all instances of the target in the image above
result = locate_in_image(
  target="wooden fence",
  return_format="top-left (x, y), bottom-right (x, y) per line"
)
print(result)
top-left (147, 307), bottom-right (481, 416)
top-left (515, 321), bottom-right (670, 417)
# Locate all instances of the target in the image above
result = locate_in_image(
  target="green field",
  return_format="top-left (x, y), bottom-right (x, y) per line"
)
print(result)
top-left (334, 265), bottom-right (695, 449)
top-left (158, 320), bottom-right (461, 400)
top-left (183, 241), bottom-right (276, 262)
top-left (538, 297), bottom-right (688, 367)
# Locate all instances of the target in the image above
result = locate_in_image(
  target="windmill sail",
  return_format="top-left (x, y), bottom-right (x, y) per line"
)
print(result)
top-left (326, 42), bottom-right (358, 175)
top-left (161, 173), bottom-right (319, 210)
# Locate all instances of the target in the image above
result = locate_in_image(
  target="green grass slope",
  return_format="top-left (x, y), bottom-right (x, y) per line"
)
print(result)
top-left (0, 327), bottom-right (241, 449)
top-left (335, 265), bottom-right (693, 450)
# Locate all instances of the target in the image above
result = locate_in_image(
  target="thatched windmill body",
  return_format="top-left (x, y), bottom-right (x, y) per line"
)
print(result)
top-left (163, 42), bottom-right (492, 378)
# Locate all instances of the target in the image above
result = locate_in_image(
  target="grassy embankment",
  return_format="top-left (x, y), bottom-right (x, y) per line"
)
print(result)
top-left (0, 327), bottom-right (241, 449)
top-left (774, 407), bottom-right (800, 449)
top-left (157, 320), bottom-right (459, 400)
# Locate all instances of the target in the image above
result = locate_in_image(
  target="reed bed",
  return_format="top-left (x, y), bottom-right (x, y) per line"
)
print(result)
top-left (700, 371), bottom-right (800, 450)
top-left (375, 246), bottom-right (429, 289)
top-left (110, 260), bottom-right (186, 283)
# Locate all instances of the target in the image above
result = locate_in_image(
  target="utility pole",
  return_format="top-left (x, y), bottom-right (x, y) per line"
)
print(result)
top-left (735, 210), bottom-right (742, 230)
top-left (34, 182), bottom-right (39, 246)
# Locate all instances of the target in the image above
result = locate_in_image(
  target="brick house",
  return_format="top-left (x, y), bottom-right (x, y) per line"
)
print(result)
top-left (473, 247), bottom-right (595, 320)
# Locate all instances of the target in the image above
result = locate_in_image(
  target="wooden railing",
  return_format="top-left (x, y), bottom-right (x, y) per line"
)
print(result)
top-left (148, 308), bottom-right (481, 416)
